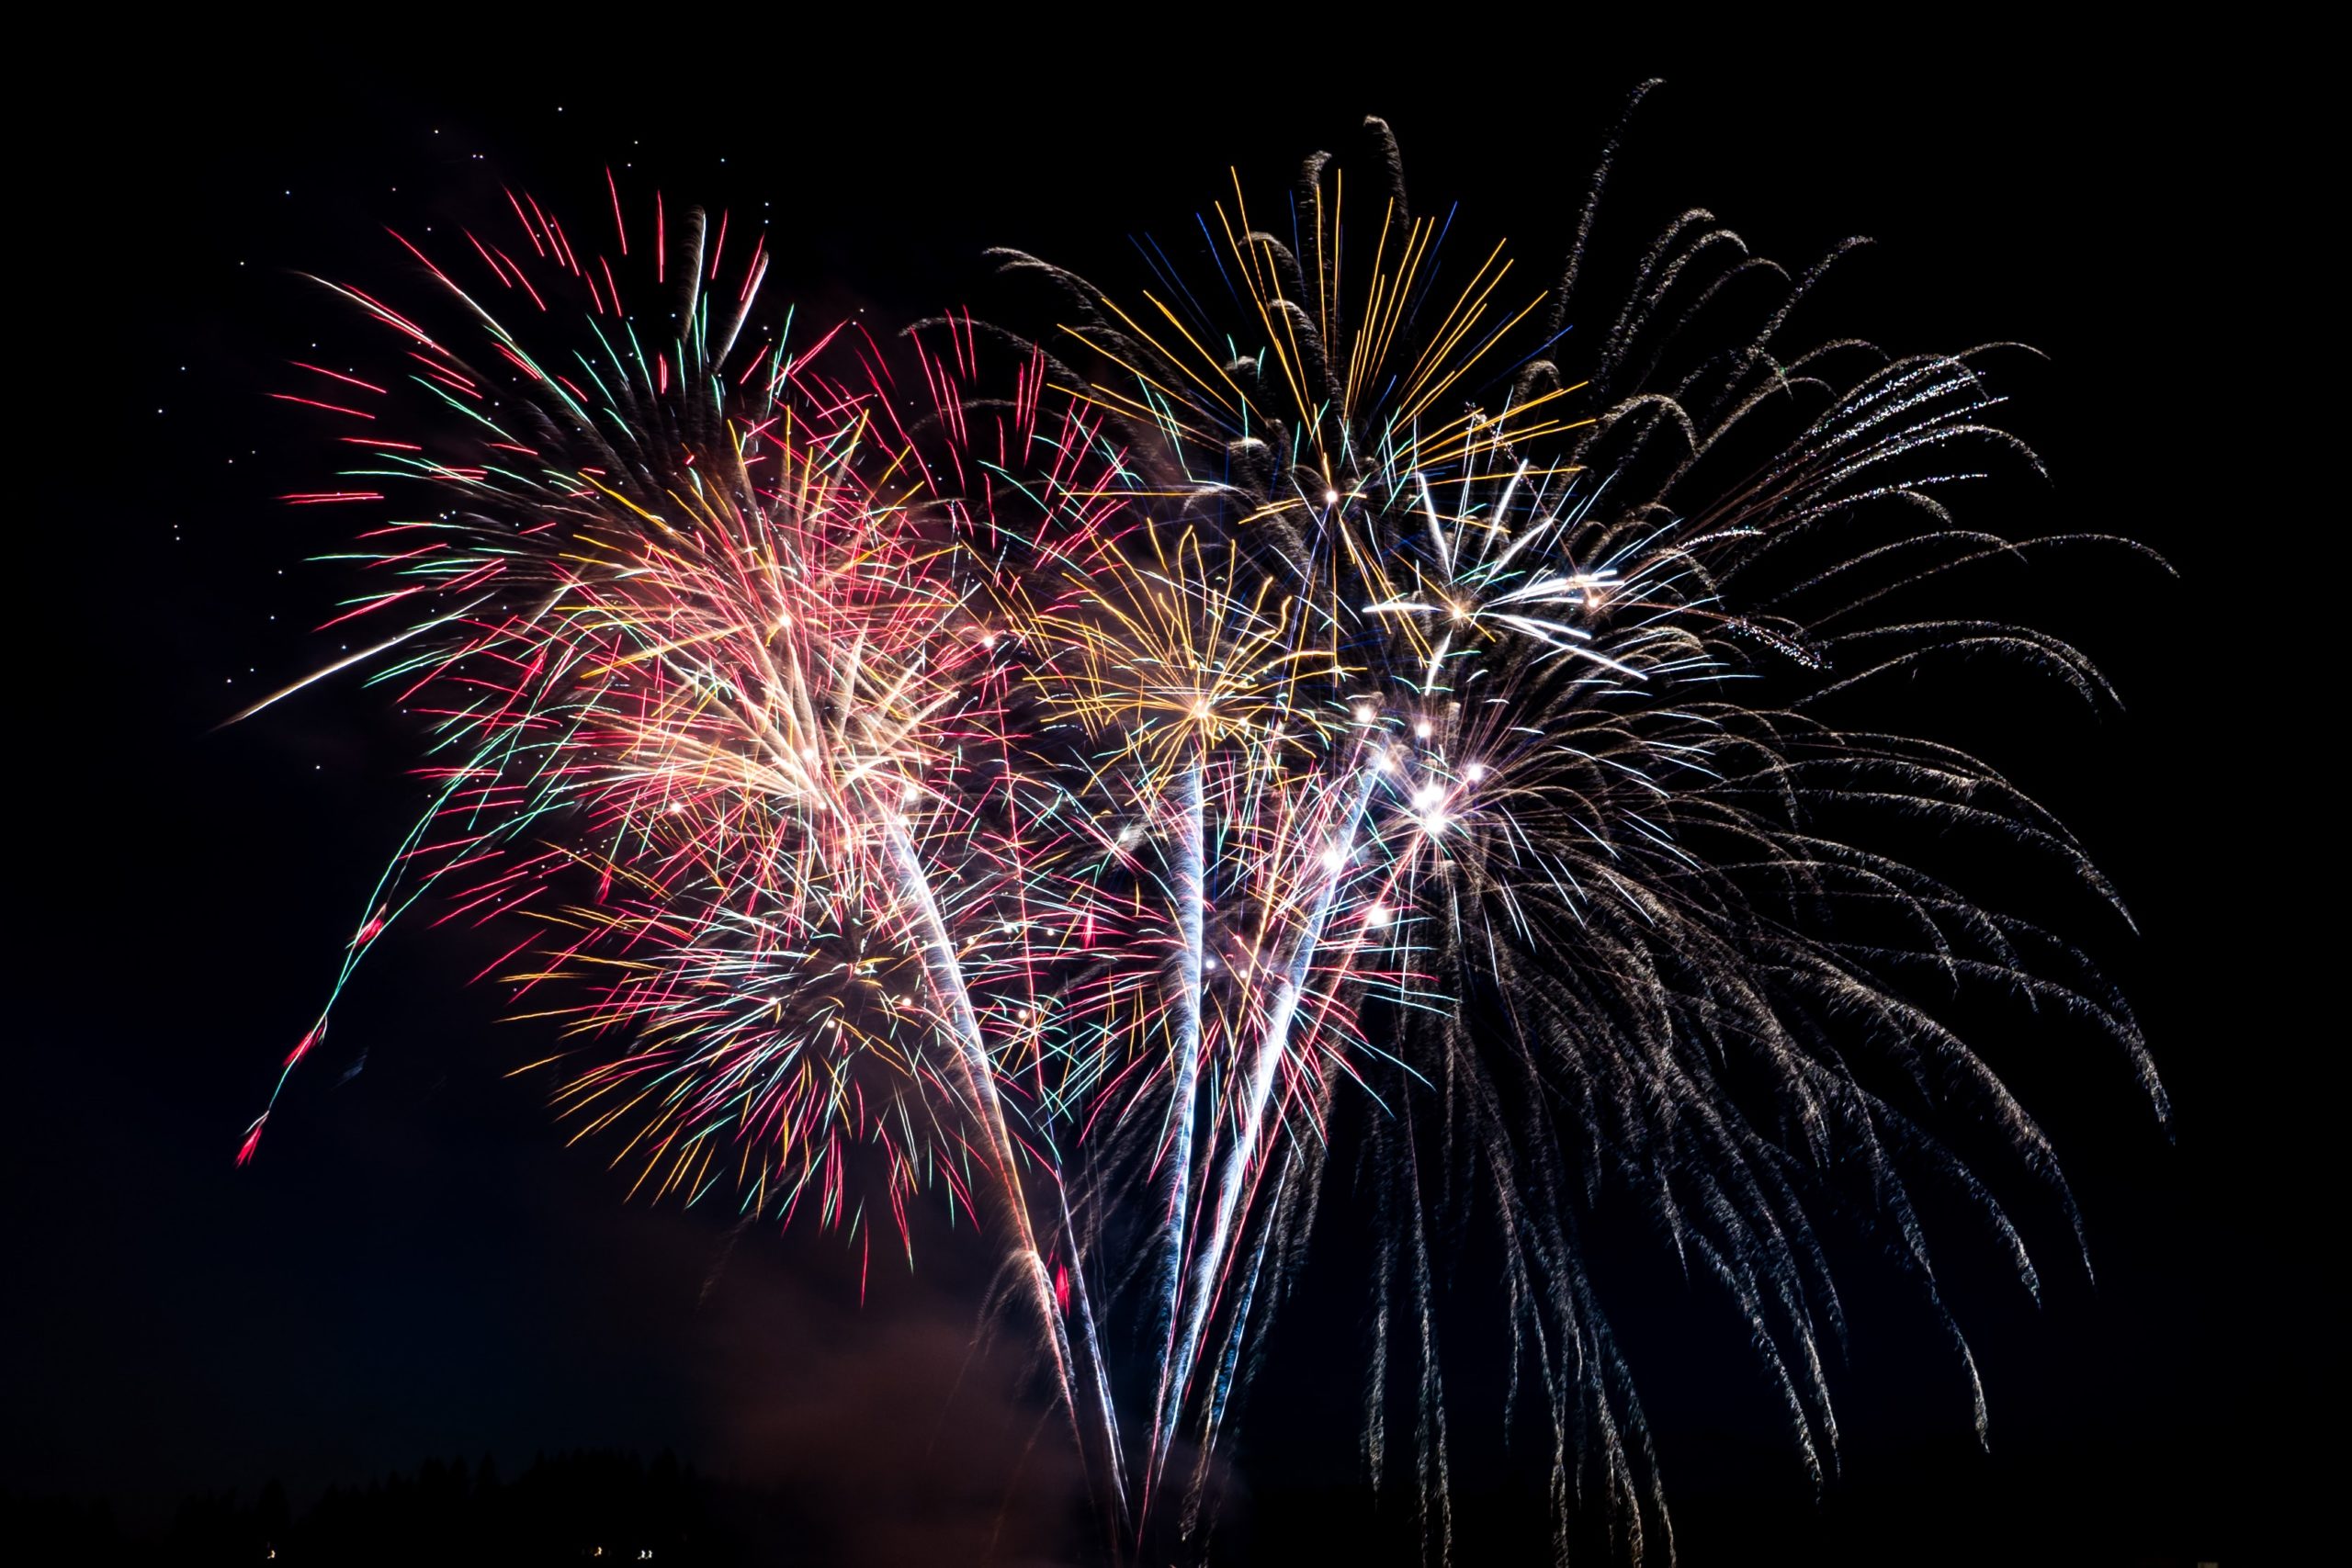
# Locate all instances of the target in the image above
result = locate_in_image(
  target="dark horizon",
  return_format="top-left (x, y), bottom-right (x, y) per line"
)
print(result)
top-left (10, 33), bottom-right (2316, 1566)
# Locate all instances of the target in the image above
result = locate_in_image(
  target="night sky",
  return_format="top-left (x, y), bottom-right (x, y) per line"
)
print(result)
top-left (10, 37), bottom-right (2317, 1565)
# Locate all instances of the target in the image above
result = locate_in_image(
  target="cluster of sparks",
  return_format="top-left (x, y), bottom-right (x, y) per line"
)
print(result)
top-left (243, 103), bottom-right (2163, 1564)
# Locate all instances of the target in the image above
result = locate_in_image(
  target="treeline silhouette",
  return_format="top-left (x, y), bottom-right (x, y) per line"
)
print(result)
top-left (2, 1450), bottom-right (822, 1564)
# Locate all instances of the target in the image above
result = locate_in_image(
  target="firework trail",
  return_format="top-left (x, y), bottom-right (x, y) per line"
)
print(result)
top-left (248, 91), bottom-right (2165, 1564)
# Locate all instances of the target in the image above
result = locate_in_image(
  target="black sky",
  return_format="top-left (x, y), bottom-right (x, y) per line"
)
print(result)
top-left (8, 32), bottom-right (2320, 1566)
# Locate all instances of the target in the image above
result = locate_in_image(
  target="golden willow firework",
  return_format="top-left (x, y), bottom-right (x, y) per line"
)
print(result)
top-left (249, 98), bottom-right (2164, 1566)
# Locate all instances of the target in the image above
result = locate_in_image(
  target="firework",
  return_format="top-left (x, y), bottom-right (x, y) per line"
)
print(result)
top-left (248, 95), bottom-right (2163, 1564)
top-left (953, 103), bottom-right (2168, 1557)
top-left (236, 188), bottom-right (1139, 1439)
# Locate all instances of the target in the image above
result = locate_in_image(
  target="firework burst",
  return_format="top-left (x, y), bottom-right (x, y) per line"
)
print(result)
top-left (946, 98), bottom-right (2165, 1556)
top-left (248, 95), bottom-right (2165, 1564)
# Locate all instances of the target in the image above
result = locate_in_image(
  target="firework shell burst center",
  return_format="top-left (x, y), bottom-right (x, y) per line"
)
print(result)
top-left (243, 102), bottom-right (2166, 1562)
